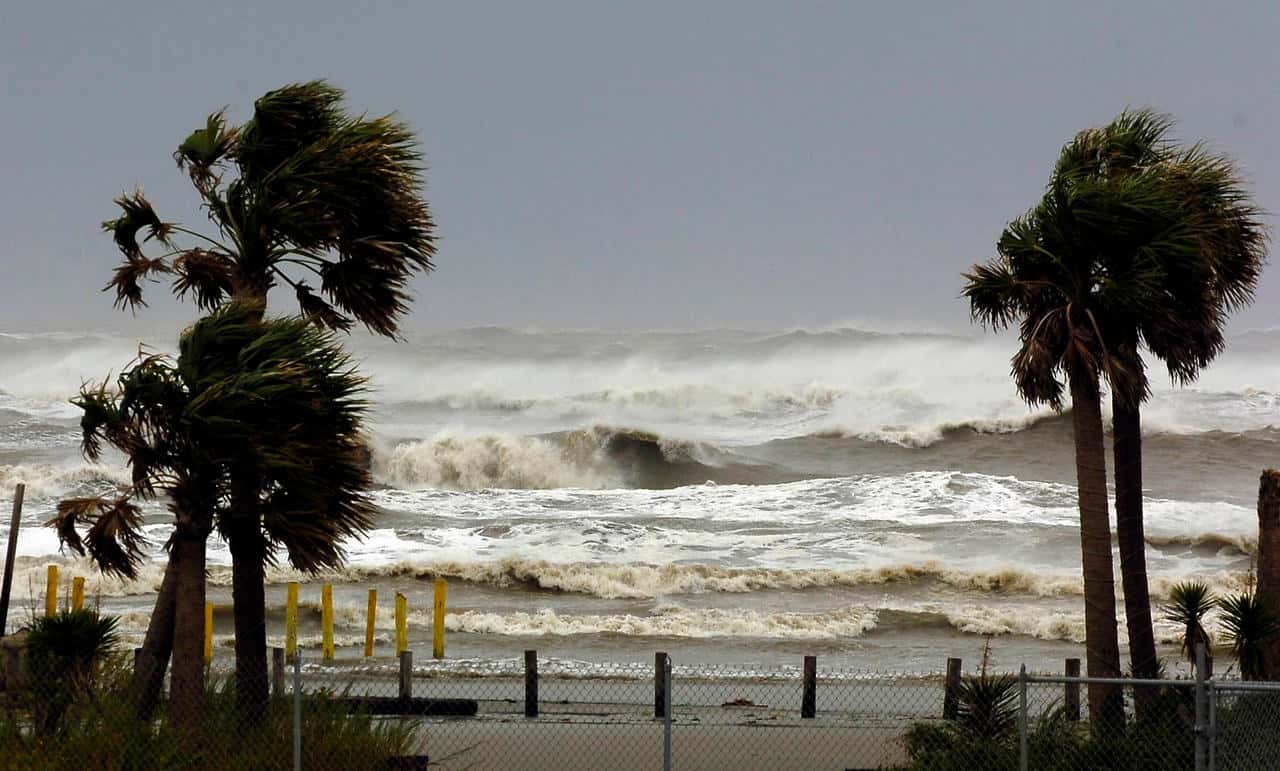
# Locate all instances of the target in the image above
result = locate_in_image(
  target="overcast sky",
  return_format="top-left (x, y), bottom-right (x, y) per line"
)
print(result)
top-left (3, 1), bottom-right (1279, 334)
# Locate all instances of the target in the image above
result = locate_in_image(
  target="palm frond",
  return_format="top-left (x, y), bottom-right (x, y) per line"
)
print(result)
top-left (1218, 593), bottom-right (1280, 680)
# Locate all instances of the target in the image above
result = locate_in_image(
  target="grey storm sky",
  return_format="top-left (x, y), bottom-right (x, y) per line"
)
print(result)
top-left (3, 1), bottom-right (1280, 333)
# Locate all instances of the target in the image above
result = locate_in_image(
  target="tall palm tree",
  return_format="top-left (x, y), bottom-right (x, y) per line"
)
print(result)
top-left (53, 304), bottom-right (374, 724)
top-left (100, 80), bottom-right (435, 718)
top-left (963, 136), bottom-right (1220, 724)
top-left (1049, 111), bottom-right (1265, 696)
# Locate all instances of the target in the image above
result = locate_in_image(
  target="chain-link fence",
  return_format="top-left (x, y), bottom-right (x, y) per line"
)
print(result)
top-left (6, 639), bottom-right (1280, 769)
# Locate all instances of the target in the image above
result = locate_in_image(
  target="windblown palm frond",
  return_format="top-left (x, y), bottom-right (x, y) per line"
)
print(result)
top-left (103, 79), bottom-right (435, 337)
top-left (56, 303), bottom-right (375, 577)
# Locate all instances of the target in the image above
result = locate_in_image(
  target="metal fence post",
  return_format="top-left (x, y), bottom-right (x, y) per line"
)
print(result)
top-left (293, 652), bottom-right (302, 771)
top-left (663, 655), bottom-right (673, 771)
top-left (1195, 643), bottom-right (1207, 771)
top-left (1208, 680), bottom-right (1217, 771)
top-left (1018, 664), bottom-right (1028, 771)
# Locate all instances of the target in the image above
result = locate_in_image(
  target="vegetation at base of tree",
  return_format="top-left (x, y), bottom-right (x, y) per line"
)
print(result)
top-left (20, 609), bottom-right (120, 735)
top-left (1218, 592), bottom-right (1280, 681)
top-left (0, 662), bottom-right (416, 770)
top-left (1161, 581), bottom-right (1216, 665)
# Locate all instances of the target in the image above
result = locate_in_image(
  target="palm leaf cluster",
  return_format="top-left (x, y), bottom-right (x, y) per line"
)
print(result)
top-left (1160, 581), bottom-right (1280, 680)
top-left (965, 109), bottom-right (1265, 410)
top-left (104, 80), bottom-right (436, 337)
top-left (52, 302), bottom-right (376, 577)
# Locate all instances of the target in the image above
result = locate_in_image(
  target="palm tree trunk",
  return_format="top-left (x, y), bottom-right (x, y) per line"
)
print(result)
top-left (230, 284), bottom-right (270, 721)
top-left (168, 528), bottom-right (207, 727)
top-left (1258, 469), bottom-right (1280, 679)
top-left (1113, 396), bottom-right (1159, 715)
top-left (1068, 366), bottom-right (1124, 726)
top-left (132, 554), bottom-right (178, 721)
top-left (229, 474), bottom-right (269, 722)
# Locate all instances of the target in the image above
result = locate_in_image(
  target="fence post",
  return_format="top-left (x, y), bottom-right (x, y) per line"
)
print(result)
top-left (802, 655), bottom-right (817, 718)
top-left (1195, 643), bottom-right (1208, 771)
top-left (395, 592), bottom-right (408, 655)
top-left (663, 654), bottom-right (673, 771)
top-left (0, 484), bottom-right (25, 637)
top-left (1064, 658), bottom-right (1080, 721)
top-left (365, 589), bottom-right (377, 658)
top-left (203, 602), bottom-right (214, 665)
top-left (432, 579), bottom-right (447, 659)
top-left (272, 647), bottom-right (286, 697)
top-left (285, 582), bottom-right (298, 661)
top-left (399, 649), bottom-right (413, 701)
top-left (45, 564), bottom-right (58, 617)
top-left (71, 576), bottom-right (85, 611)
top-left (524, 649), bottom-right (538, 717)
top-left (1208, 679), bottom-right (1217, 771)
top-left (1018, 665), bottom-right (1028, 771)
top-left (943, 657), bottom-right (962, 720)
top-left (655, 652), bottom-right (669, 718)
top-left (321, 584), bottom-right (335, 661)
top-left (292, 652), bottom-right (302, 771)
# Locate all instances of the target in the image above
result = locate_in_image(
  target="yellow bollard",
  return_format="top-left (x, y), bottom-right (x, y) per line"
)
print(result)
top-left (364, 589), bottom-right (377, 658)
top-left (45, 565), bottom-right (58, 617)
top-left (71, 576), bottom-right (85, 611)
top-left (204, 602), bottom-right (213, 665)
top-left (285, 582), bottom-right (299, 659)
top-left (432, 579), bottom-right (447, 660)
top-left (395, 593), bottom-right (407, 655)
top-left (321, 584), bottom-right (335, 661)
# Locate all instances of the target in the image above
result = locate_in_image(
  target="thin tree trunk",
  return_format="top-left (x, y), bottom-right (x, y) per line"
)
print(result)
top-left (168, 530), bottom-right (207, 727)
top-left (1113, 396), bottom-right (1159, 716)
top-left (1068, 367), bottom-right (1124, 727)
top-left (229, 478), bottom-right (269, 722)
top-left (1258, 469), bottom-right (1280, 679)
top-left (132, 549), bottom-right (179, 721)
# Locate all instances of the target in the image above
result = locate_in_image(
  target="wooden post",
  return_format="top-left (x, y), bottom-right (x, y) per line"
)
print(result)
top-left (1064, 658), bottom-right (1081, 721)
top-left (802, 655), bottom-right (817, 718)
top-left (432, 579), bottom-right (446, 659)
top-left (943, 657), bottom-right (962, 720)
top-left (45, 564), bottom-right (58, 617)
top-left (203, 602), bottom-right (214, 665)
top-left (285, 582), bottom-right (299, 659)
top-left (655, 651), bottom-right (669, 718)
top-left (364, 589), bottom-right (377, 658)
top-left (525, 650), bottom-right (539, 717)
top-left (71, 576), bottom-right (85, 611)
top-left (0, 484), bottom-right (25, 637)
top-left (321, 584), bottom-right (335, 661)
top-left (272, 646), bottom-right (286, 697)
top-left (399, 650), bottom-right (413, 700)
top-left (395, 593), bottom-right (408, 655)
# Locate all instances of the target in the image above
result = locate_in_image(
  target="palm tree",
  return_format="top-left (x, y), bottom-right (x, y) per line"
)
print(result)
top-left (100, 80), bottom-right (435, 718)
top-left (1048, 110), bottom-right (1265, 695)
top-left (53, 303), bottom-right (374, 724)
top-left (963, 138), bottom-right (1218, 724)
top-left (1162, 581), bottom-right (1216, 668)
top-left (1219, 593), bottom-right (1280, 680)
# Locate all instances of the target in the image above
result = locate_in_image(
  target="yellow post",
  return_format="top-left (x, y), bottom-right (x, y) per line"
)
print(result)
top-left (71, 576), bottom-right (85, 611)
top-left (285, 582), bottom-right (299, 659)
top-left (364, 589), bottom-right (377, 658)
top-left (203, 602), bottom-right (213, 665)
top-left (432, 578), bottom-right (447, 660)
top-left (321, 584), bottom-right (335, 661)
top-left (45, 565), bottom-right (58, 617)
top-left (395, 593), bottom-right (408, 655)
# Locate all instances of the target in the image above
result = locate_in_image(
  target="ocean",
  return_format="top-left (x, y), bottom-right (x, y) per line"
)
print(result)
top-left (1, 325), bottom-right (1275, 677)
